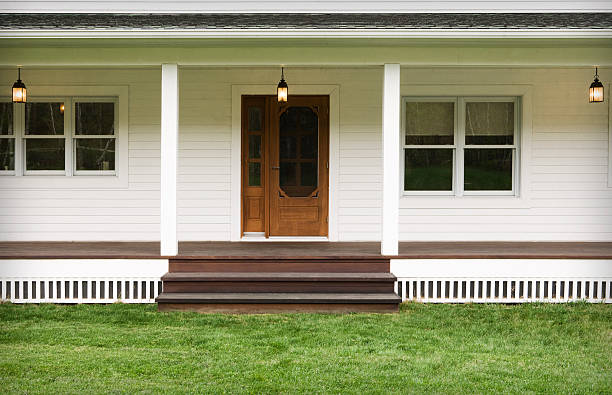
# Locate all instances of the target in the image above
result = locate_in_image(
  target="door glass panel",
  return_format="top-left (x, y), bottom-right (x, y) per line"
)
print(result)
top-left (301, 135), bottom-right (316, 159)
top-left (248, 107), bottom-right (263, 132)
top-left (248, 162), bottom-right (261, 186)
top-left (279, 136), bottom-right (296, 159)
top-left (279, 107), bottom-right (318, 197)
top-left (279, 162), bottom-right (296, 187)
top-left (248, 135), bottom-right (261, 159)
top-left (300, 162), bottom-right (317, 186)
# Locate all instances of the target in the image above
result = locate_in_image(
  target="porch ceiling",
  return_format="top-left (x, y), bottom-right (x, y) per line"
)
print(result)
top-left (0, 41), bottom-right (611, 67)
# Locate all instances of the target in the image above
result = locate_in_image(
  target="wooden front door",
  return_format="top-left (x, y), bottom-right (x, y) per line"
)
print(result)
top-left (241, 95), bottom-right (329, 237)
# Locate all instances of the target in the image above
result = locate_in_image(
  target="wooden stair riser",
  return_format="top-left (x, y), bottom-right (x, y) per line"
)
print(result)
top-left (169, 259), bottom-right (389, 273)
top-left (163, 281), bottom-right (394, 294)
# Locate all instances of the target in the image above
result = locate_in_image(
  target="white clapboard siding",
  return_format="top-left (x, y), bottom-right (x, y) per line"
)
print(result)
top-left (399, 67), bottom-right (612, 242)
top-left (1, 1), bottom-right (610, 13)
top-left (0, 68), bottom-right (160, 241)
top-left (1, 66), bottom-right (611, 242)
top-left (176, 67), bottom-right (384, 241)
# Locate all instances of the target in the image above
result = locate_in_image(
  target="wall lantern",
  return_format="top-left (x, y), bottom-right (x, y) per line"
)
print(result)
top-left (12, 68), bottom-right (27, 103)
top-left (589, 67), bottom-right (604, 103)
top-left (277, 67), bottom-right (288, 103)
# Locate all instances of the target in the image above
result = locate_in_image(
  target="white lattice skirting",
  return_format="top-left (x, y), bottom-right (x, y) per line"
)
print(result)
top-left (392, 259), bottom-right (612, 303)
top-left (0, 260), bottom-right (168, 303)
top-left (0, 259), bottom-right (611, 304)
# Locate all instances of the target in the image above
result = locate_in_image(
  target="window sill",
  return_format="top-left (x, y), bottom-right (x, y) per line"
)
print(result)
top-left (399, 194), bottom-right (531, 209)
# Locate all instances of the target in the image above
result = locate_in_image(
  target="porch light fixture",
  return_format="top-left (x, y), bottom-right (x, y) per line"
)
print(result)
top-left (589, 67), bottom-right (604, 103)
top-left (277, 67), bottom-right (288, 102)
top-left (12, 68), bottom-right (27, 103)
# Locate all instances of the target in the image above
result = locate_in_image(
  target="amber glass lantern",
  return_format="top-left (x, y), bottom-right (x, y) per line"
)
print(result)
top-left (12, 68), bottom-right (27, 103)
top-left (277, 67), bottom-right (288, 103)
top-left (589, 67), bottom-right (604, 103)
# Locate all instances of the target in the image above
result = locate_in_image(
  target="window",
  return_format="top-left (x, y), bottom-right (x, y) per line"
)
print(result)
top-left (73, 102), bottom-right (116, 173)
top-left (403, 97), bottom-right (519, 196)
top-left (0, 102), bottom-right (14, 172)
top-left (24, 101), bottom-right (66, 173)
top-left (1, 97), bottom-right (118, 176)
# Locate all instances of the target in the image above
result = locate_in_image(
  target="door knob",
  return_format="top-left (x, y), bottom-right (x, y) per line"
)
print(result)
top-left (271, 166), bottom-right (280, 170)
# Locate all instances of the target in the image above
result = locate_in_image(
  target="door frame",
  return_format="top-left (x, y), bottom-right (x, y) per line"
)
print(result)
top-left (231, 84), bottom-right (340, 241)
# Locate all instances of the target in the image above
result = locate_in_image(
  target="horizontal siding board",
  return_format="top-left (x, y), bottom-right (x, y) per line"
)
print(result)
top-left (0, 207), bottom-right (159, 216)
top-left (400, 215), bottom-right (612, 225)
top-left (1, 216), bottom-right (160, 224)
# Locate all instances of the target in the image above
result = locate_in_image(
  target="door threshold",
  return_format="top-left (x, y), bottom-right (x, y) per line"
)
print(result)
top-left (240, 236), bottom-right (330, 242)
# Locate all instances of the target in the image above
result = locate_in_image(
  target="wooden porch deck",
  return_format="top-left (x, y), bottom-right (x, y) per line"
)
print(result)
top-left (1, 241), bottom-right (611, 259)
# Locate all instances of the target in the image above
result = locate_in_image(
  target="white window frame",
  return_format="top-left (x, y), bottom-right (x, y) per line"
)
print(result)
top-left (72, 97), bottom-right (119, 176)
top-left (0, 99), bottom-right (16, 175)
top-left (402, 96), bottom-right (520, 197)
top-left (401, 97), bottom-right (457, 196)
top-left (461, 96), bottom-right (520, 197)
top-left (22, 97), bottom-right (70, 176)
top-left (0, 85), bottom-right (128, 189)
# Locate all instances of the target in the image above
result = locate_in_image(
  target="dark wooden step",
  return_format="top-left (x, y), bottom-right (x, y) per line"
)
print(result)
top-left (157, 292), bottom-right (401, 304)
top-left (169, 257), bottom-right (389, 273)
top-left (158, 302), bottom-right (399, 314)
top-left (161, 272), bottom-right (396, 293)
top-left (156, 292), bottom-right (401, 313)
top-left (162, 272), bottom-right (397, 281)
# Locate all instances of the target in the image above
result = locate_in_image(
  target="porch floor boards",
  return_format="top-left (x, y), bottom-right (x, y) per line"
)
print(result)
top-left (0, 241), bottom-right (611, 259)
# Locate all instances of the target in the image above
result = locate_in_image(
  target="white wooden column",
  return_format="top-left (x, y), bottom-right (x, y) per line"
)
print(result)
top-left (160, 64), bottom-right (179, 256)
top-left (381, 64), bottom-right (400, 256)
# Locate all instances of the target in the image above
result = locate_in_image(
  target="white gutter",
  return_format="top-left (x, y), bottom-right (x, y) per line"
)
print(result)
top-left (1, 28), bottom-right (612, 39)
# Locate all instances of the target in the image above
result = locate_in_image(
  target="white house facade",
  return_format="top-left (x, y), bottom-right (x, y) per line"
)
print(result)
top-left (0, 8), bottom-right (611, 310)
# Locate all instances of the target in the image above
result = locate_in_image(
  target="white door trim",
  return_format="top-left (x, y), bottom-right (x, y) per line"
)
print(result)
top-left (230, 84), bottom-right (340, 241)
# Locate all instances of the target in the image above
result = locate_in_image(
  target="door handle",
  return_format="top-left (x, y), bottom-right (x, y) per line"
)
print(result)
top-left (271, 166), bottom-right (280, 170)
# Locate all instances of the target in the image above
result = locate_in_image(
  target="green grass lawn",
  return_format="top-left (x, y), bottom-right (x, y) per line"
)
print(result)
top-left (0, 303), bottom-right (610, 393)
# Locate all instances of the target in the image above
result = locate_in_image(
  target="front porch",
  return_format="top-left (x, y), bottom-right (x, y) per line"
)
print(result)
top-left (1, 241), bottom-right (611, 308)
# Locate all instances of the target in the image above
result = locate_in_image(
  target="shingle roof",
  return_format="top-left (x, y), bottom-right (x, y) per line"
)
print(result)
top-left (1, 13), bottom-right (611, 30)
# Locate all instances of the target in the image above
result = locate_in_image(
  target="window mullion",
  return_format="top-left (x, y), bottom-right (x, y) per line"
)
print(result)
top-left (65, 97), bottom-right (73, 176)
top-left (456, 97), bottom-right (464, 197)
